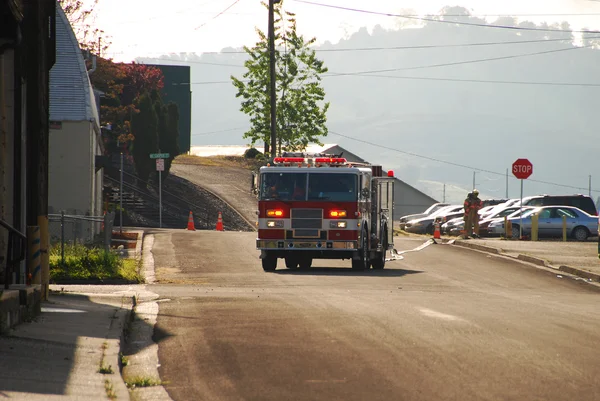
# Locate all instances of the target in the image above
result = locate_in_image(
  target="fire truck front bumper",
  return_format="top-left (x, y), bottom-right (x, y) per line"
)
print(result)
top-left (256, 239), bottom-right (359, 259)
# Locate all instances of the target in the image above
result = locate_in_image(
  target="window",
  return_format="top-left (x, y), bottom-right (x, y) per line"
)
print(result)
top-left (259, 172), bottom-right (358, 201)
top-left (537, 209), bottom-right (552, 219)
top-left (307, 173), bottom-right (358, 202)
top-left (556, 208), bottom-right (578, 219)
top-left (260, 172), bottom-right (307, 201)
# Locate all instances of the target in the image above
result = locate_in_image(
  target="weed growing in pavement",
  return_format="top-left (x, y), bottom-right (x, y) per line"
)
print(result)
top-left (125, 376), bottom-right (164, 388)
top-left (120, 352), bottom-right (129, 367)
top-left (99, 364), bottom-right (114, 374)
top-left (98, 342), bottom-right (114, 374)
top-left (104, 379), bottom-right (117, 399)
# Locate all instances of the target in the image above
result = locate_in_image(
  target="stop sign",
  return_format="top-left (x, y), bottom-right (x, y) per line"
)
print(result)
top-left (512, 158), bottom-right (533, 179)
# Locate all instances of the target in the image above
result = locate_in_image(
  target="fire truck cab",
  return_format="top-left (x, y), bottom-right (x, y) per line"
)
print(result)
top-left (255, 152), bottom-right (395, 271)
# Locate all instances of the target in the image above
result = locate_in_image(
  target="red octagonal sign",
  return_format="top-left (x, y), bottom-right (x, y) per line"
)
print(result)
top-left (512, 158), bottom-right (533, 179)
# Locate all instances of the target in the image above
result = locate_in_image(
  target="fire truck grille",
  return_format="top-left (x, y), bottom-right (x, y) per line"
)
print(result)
top-left (290, 209), bottom-right (323, 237)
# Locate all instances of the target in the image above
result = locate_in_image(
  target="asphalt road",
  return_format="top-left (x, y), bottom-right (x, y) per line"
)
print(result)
top-left (149, 229), bottom-right (600, 401)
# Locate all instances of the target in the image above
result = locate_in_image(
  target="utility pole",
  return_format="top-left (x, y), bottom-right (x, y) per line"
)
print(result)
top-left (472, 172), bottom-right (476, 191)
top-left (443, 183), bottom-right (446, 203)
top-left (506, 168), bottom-right (509, 198)
top-left (268, 0), bottom-right (280, 157)
top-left (589, 175), bottom-right (592, 197)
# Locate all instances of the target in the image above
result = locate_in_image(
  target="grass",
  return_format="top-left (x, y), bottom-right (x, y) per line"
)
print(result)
top-left (125, 376), bottom-right (164, 389)
top-left (49, 244), bottom-right (142, 282)
top-left (99, 364), bottom-right (114, 374)
top-left (104, 379), bottom-right (117, 400)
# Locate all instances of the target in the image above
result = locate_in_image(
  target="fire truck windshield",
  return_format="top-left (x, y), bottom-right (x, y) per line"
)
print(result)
top-left (260, 172), bottom-right (358, 201)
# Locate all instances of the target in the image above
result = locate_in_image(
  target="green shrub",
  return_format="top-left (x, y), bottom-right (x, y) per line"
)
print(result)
top-left (49, 244), bottom-right (141, 282)
top-left (244, 147), bottom-right (262, 159)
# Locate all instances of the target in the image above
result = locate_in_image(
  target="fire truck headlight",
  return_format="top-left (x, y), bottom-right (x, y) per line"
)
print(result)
top-left (267, 220), bottom-right (284, 228)
top-left (330, 221), bottom-right (347, 228)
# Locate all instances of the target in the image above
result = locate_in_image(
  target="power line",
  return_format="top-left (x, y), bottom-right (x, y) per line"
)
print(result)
top-left (105, 35), bottom-right (599, 58)
top-left (323, 74), bottom-right (600, 87)
top-left (195, 0), bottom-right (243, 30)
top-left (137, 40), bottom-right (598, 75)
top-left (292, 0), bottom-right (600, 35)
top-left (328, 130), bottom-right (600, 193)
top-left (324, 43), bottom-right (594, 76)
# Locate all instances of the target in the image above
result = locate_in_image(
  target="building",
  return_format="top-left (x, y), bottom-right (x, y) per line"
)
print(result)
top-left (1, 0), bottom-right (56, 293)
top-left (47, 4), bottom-right (103, 240)
top-left (187, 143), bottom-right (439, 217)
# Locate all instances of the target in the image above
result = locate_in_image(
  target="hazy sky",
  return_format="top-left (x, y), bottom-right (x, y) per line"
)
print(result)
top-left (89, 0), bottom-right (600, 62)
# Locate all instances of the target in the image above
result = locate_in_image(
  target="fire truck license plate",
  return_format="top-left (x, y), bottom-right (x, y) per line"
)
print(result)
top-left (296, 242), bottom-right (313, 248)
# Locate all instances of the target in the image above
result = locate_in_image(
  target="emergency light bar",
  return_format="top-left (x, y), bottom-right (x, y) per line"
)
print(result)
top-left (314, 157), bottom-right (347, 164)
top-left (273, 157), bottom-right (305, 163)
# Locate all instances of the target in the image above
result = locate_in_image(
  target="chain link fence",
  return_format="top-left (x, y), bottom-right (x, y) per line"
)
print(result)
top-left (48, 212), bottom-right (116, 261)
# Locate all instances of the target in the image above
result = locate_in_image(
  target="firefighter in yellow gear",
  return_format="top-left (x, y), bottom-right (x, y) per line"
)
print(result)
top-left (463, 193), bottom-right (472, 238)
top-left (468, 189), bottom-right (483, 238)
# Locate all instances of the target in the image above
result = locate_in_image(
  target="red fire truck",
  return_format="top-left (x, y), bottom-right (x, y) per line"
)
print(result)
top-left (255, 152), bottom-right (395, 271)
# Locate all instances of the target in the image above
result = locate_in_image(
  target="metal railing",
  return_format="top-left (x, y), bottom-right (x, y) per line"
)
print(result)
top-left (0, 219), bottom-right (27, 290)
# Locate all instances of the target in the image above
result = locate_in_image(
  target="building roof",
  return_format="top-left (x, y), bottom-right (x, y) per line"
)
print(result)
top-left (49, 4), bottom-right (99, 125)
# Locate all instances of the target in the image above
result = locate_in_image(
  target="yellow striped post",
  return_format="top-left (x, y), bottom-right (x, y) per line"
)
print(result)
top-left (531, 214), bottom-right (539, 241)
top-left (28, 226), bottom-right (41, 285)
top-left (562, 215), bottom-right (567, 242)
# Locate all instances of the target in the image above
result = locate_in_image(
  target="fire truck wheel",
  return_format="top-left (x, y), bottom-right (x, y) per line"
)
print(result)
top-left (371, 231), bottom-right (387, 270)
top-left (298, 257), bottom-right (312, 269)
top-left (352, 231), bottom-right (370, 270)
top-left (285, 257), bottom-right (299, 269)
top-left (262, 254), bottom-right (277, 272)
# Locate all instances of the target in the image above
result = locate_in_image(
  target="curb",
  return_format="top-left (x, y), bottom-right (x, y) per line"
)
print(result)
top-left (104, 297), bottom-right (135, 401)
top-left (452, 240), bottom-right (599, 283)
top-left (452, 240), bottom-right (500, 255)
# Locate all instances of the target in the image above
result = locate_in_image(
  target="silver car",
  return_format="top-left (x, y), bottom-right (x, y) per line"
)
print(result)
top-left (488, 206), bottom-right (598, 241)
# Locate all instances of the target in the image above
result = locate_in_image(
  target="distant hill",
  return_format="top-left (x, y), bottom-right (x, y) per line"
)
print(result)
top-left (139, 6), bottom-right (600, 202)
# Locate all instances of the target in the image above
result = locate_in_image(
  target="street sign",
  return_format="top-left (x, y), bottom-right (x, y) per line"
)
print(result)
top-left (150, 153), bottom-right (169, 159)
top-left (512, 158), bottom-right (533, 180)
top-left (156, 158), bottom-right (165, 171)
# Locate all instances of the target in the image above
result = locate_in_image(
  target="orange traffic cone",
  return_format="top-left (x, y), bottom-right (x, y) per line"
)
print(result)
top-left (216, 211), bottom-right (224, 231)
top-left (433, 221), bottom-right (441, 239)
top-left (187, 211), bottom-right (196, 231)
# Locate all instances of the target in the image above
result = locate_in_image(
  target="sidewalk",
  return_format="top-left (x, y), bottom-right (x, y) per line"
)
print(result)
top-left (0, 287), bottom-right (140, 400)
top-left (452, 237), bottom-right (600, 282)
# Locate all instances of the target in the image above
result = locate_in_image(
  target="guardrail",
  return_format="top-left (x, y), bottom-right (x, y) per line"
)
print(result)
top-left (0, 219), bottom-right (27, 290)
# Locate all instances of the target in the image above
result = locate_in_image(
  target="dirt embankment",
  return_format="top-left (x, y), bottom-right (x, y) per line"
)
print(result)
top-left (169, 155), bottom-right (263, 231)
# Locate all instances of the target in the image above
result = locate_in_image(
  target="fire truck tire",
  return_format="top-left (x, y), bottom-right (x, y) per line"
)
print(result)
top-left (298, 257), bottom-right (312, 269)
top-left (371, 231), bottom-right (387, 270)
top-left (352, 230), bottom-right (370, 270)
top-left (285, 257), bottom-right (299, 269)
top-left (262, 254), bottom-right (277, 272)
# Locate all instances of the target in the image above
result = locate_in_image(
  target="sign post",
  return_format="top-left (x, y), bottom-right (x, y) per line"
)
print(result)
top-left (512, 158), bottom-right (533, 239)
top-left (151, 153), bottom-right (168, 229)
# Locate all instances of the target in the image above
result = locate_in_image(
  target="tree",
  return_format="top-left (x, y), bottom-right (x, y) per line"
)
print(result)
top-left (58, 0), bottom-right (111, 55)
top-left (130, 93), bottom-right (158, 183)
top-left (151, 91), bottom-right (180, 179)
top-left (231, 1), bottom-right (329, 155)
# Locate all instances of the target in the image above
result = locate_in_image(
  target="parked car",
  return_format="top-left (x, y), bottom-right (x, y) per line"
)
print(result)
top-left (398, 202), bottom-right (450, 230)
top-left (405, 205), bottom-right (463, 234)
top-left (487, 205), bottom-right (598, 241)
top-left (519, 194), bottom-right (597, 216)
top-left (478, 206), bottom-right (535, 237)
